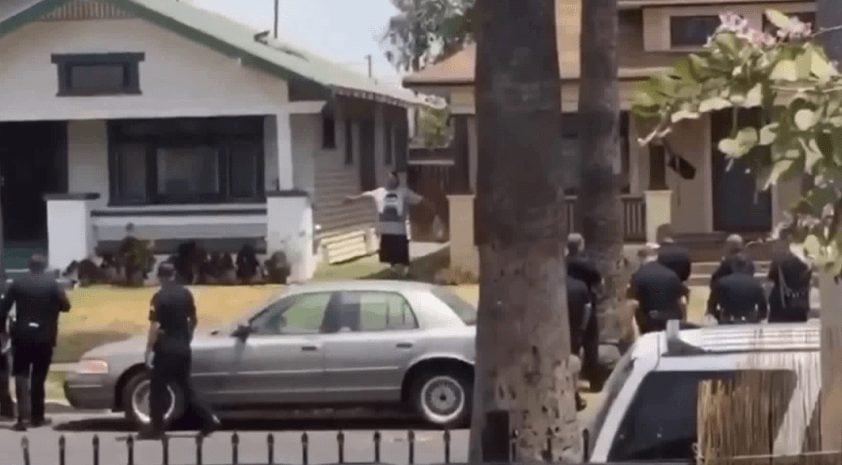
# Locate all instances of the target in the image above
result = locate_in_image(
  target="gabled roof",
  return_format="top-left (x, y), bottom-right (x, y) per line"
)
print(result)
top-left (0, 0), bottom-right (428, 107)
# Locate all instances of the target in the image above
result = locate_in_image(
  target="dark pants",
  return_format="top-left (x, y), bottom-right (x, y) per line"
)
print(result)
top-left (150, 350), bottom-right (215, 432)
top-left (12, 341), bottom-right (52, 422)
top-left (0, 351), bottom-right (14, 417)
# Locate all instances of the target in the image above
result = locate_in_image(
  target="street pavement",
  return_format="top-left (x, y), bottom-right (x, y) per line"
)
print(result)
top-left (0, 413), bottom-right (470, 465)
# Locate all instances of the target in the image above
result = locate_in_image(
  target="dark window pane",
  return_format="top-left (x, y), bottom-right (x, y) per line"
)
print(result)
top-left (384, 123), bottom-right (394, 165)
top-left (345, 118), bottom-right (354, 165)
top-left (338, 292), bottom-right (418, 332)
top-left (116, 143), bottom-right (147, 202)
top-left (229, 144), bottom-right (260, 199)
top-left (156, 147), bottom-right (220, 199)
top-left (322, 116), bottom-right (336, 149)
top-left (69, 64), bottom-right (126, 94)
top-left (608, 370), bottom-right (797, 462)
top-left (670, 16), bottom-right (721, 47)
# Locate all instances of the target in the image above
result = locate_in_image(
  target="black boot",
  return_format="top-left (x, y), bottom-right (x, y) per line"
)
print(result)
top-left (13, 376), bottom-right (29, 431)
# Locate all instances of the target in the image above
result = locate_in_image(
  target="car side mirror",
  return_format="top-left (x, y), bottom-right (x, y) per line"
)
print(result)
top-left (232, 323), bottom-right (251, 340)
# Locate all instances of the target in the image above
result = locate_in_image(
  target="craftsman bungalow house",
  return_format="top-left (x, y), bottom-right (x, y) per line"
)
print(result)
top-left (404, 0), bottom-right (816, 274)
top-left (0, 0), bottom-right (425, 280)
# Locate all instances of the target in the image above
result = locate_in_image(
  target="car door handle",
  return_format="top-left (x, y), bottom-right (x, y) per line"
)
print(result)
top-left (396, 342), bottom-right (414, 349)
top-left (301, 345), bottom-right (319, 352)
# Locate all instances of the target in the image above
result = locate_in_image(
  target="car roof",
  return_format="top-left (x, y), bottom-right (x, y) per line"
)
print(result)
top-left (632, 321), bottom-right (820, 361)
top-left (283, 280), bottom-right (438, 296)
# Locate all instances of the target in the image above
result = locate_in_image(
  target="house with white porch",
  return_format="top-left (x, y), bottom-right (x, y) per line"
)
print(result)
top-left (0, 0), bottom-right (426, 280)
top-left (404, 0), bottom-right (815, 274)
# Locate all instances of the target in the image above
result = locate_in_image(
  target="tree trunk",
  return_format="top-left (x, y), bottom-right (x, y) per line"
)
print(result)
top-left (577, 0), bottom-right (624, 358)
top-left (816, 1), bottom-right (842, 452)
top-left (469, 0), bottom-right (579, 462)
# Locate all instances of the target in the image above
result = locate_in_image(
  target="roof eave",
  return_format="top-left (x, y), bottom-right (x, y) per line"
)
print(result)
top-left (403, 67), bottom-right (667, 87)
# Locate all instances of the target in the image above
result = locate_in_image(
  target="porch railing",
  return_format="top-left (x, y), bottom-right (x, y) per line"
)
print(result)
top-left (564, 195), bottom-right (647, 242)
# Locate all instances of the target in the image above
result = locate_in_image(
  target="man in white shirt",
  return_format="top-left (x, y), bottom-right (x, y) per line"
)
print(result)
top-left (346, 172), bottom-right (426, 277)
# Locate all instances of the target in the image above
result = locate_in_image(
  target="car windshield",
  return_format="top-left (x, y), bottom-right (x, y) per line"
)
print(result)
top-left (432, 287), bottom-right (477, 325)
top-left (586, 348), bottom-right (635, 456)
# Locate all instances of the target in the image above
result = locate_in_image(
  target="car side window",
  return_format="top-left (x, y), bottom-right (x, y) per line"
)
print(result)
top-left (250, 293), bottom-right (333, 335)
top-left (608, 369), bottom-right (797, 462)
top-left (336, 291), bottom-right (418, 332)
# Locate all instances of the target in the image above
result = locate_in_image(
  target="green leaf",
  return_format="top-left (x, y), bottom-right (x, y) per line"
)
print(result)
top-left (671, 109), bottom-right (700, 123)
top-left (795, 109), bottom-right (817, 130)
top-left (718, 138), bottom-right (741, 157)
top-left (770, 60), bottom-right (798, 81)
top-left (800, 138), bottom-right (824, 173)
top-left (719, 128), bottom-right (759, 158)
top-left (810, 48), bottom-right (838, 80)
top-left (699, 97), bottom-right (732, 113)
top-left (743, 84), bottom-right (763, 108)
top-left (804, 234), bottom-right (822, 258)
top-left (795, 50), bottom-right (812, 80)
top-left (765, 10), bottom-right (791, 31)
top-left (760, 123), bottom-right (778, 145)
top-left (714, 33), bottom-right (740, 56)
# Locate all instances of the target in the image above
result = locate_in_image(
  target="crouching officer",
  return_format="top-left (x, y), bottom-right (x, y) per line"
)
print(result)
top-left (707, 255), bottom-right (767, 324)
top-left (629, 244), bottom-right (689, 334)
top-left (567, 275), bottom-right (592, 412)
top-left (142, 263), bottom-right (220, 439)
top-left (0, 254), bottom-right (70, 431)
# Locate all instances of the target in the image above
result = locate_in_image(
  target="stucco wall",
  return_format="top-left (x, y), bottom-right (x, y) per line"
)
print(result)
top-left (0, 18), bottom-right (288, 121)
top-left (67, 120), bottom-right (109, 208)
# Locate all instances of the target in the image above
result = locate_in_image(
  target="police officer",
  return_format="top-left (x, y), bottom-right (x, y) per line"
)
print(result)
top-left (0, 254), bottom-right (70, 431)
top-left (0, 261), bottom-right (14, 419)
top-left (655, 225), bottom-right (692, 282)
top-left (566, 275), bottom-right (591, 411)
top-left (565, 234), bottom-right (600, 383)
top-left (707, 255), bottom-right (767, 324)
top-left (629, 244), bottom-right (689, 334)
top-left (143, 262), bottom-right (219, 439)
top-left (710, 234), bottom-right (756, 288)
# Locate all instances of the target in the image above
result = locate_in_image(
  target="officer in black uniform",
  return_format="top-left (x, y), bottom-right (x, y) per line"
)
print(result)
top-left (0, 261), bottom-right (14, 419)
top-left (707, 255), bottom-right (767, 324)
top-left (565, 234), bottom-right (601, 385)
top-left (143, 262), bottom-right (219, 439)
top-left (0, 254), bottom-right (71, 431)
top-left (629, 244), bottom-right (689, 334)
top-left (655, 225), bottom-right (692, 283)
top-left (566, 275), bottom-right (591, 411)
top-left (710, 234), bottom-right (756, 288)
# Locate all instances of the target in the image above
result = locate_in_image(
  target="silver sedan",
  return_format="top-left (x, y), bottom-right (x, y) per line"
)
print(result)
top-left (64, 281), bottom-right (477, 428)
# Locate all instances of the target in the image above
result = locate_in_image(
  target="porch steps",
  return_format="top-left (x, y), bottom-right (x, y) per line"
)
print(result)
top-left (320, 230), bottom-right (371, 264)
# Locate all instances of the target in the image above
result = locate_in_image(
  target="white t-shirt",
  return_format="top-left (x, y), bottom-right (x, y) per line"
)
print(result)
top-left (363, 187), bottom-right (423, 236)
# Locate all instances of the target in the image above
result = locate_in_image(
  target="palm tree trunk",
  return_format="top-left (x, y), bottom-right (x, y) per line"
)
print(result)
top-left (577, 0), bottom-right (624, 361)
top-left (816, 0), bottom-right (842, 451)
top-left (469, 0), bottom-right (578, 462)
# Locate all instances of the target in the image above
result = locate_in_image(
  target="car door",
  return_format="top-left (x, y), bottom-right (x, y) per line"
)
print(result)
top-left (213, 292), bottom-right (333, 406)
top-left (321, 290), bottom-right (421, 403)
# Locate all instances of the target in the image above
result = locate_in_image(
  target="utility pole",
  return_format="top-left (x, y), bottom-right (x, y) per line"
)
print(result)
top-left (273, 0), bottom-right (279, 39)
top-left (365, 55), bottom-right (373, 78)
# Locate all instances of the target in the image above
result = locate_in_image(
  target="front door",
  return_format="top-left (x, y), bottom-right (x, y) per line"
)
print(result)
top-left (711, 111), bottom-right (772, 232)
top-left (214, 292), bottom-right (332, 406)
top-left (359, 119), bottom-right (377, 191)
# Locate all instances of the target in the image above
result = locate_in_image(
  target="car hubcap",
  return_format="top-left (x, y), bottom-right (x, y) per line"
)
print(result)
top-left (131, 380), bottom-right (176, 425)
top-left (421, 376), bottom-right (464, 424)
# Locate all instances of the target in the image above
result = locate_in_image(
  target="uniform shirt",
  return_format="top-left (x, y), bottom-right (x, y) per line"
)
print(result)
top-left (362, 187), bottom-right (423, 236)
top-left (149, 283), bottom-right (197, 354)
top-left (657, 242), bottom-right (692, 282)
top-left (710, 255), bottom-right (756, 288)
top-left (630, 261), bottom-right (688, 318)
top-left (0, 272), bottom-right (71, 346)
top-left (566, 276), bottom-right (591, 353)
top-left (566, 254), bottom-right (601, 292)
top-left (708, 272), bottom-right (768, 322)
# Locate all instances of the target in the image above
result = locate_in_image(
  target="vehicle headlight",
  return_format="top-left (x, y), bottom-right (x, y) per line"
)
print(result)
top-left (76, 359), bottom-right (109, 375)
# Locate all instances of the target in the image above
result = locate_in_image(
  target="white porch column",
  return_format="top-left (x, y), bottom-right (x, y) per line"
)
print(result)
top-left (266, 111), bottom-right (295, 190)
top-left (44, 193), bottom-right (99, 271)
top-left (644, 190), bottom-right (673, 243)
top-left (447, 194), bottom-right (479, 276)
top-left (266, 191), bottom-right (316, 282)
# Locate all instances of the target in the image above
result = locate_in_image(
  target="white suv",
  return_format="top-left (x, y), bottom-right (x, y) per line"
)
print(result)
top-left (583, 320), bottom-right (820, 463)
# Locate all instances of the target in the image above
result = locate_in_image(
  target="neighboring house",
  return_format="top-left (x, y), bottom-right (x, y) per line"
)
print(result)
top-left (403, 0), bottom-right (816, 273)
top-left (0, 0), bottom-right (427, 280)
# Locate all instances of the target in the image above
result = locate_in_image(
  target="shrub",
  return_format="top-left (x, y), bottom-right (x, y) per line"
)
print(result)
top-left (172, 241), bottom-right (207, 285)
top-left (264, 251), bottom-right (290, 284)
top-left (115, 236), bottom-right (155, 287)
top-left (236, 244), bottom-right (262, 284)
top-left (433, 267), bottom-right (478, 285)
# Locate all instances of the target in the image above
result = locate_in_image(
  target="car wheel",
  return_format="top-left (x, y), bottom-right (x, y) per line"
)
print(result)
top-left (121, 371), bottom-right (185, 429)
top-left (412, 369), bottom-right (471, 428)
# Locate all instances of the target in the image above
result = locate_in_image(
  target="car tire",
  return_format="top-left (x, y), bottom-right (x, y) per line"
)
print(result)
top-left (121, 371), bottom-right (186, 429)
top-left (411, 368), bottom-right (472, 429)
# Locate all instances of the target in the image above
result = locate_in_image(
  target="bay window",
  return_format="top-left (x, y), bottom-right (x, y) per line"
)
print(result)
top-left (109, 117), bottom-right (264, 205)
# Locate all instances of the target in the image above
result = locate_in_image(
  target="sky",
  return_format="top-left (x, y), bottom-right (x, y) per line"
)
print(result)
top-left (189, 0), bottom-right (403, 83)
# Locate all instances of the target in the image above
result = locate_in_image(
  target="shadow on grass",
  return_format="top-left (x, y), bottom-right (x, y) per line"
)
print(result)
top-left (55, 330), bottom-right (135, 363)
top-left (313, 247), bottom-right (451, 283)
